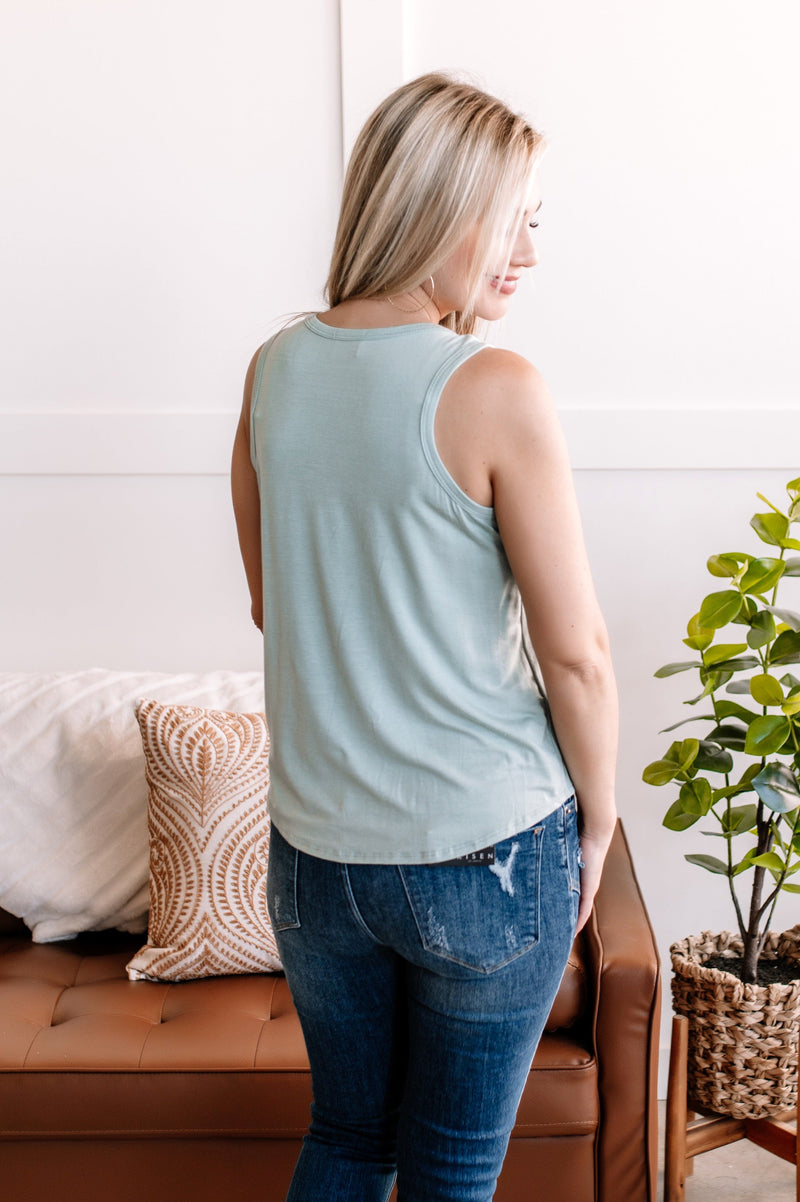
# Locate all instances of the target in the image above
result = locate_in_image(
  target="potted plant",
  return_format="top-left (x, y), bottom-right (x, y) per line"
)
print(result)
top-left (643, 476), bottom-right (800, 1119)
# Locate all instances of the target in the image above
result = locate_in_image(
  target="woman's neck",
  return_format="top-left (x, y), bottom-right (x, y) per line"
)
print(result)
top-left (319, 286), bottom-right (444, 330)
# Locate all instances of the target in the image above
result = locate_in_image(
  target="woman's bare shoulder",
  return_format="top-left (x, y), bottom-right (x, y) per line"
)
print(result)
top-left (459, 344), bottom-right (548, 393)
top-left (449, 346), bottom-right (556, 434)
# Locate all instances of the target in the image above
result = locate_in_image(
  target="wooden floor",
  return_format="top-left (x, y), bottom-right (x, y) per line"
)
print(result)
top-left (658, 1100), bottom-right (796, 1201)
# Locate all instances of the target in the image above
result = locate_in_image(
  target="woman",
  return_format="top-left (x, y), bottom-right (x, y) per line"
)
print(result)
top-left (232, 73), bottom-right (617, 1202)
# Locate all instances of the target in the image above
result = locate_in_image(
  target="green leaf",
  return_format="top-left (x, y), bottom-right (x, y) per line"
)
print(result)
top-left (699, 591), bottom-right (743, 629)
top-left (733, 847), bottom-right (759, 875)
top-left (787, 477), bottom-right (800, 499)
top-left (734, 606), bottom-right (757, 627)
top-left (745, 715), bottom-right (792, 755)
top-left (726, 679), bottom-right (755, 694)
top-left (643, 759), bottom-right (680, 786)
top-left (704, 656), bottom-right (758, 674)
top-left (770, 630), bottom-right (800, 666)
top-left (713, 784), bottom-right (741, 801)
top-left (715, 698), bottom-right (761, 723)
top-left (671, 738), bottom-right (700, 769)
top-left (663, 800), bottom-right (701, 831)
top-left (713, 783), bottom-right (751, 801)
top-left (643, 740), bottom-right (699, 785)
top-left (707, 553), bottom-right (746, 579)
top-left (685, 613), bottom-right (715, 651)
top-left (783, 557), bottom-right (800, 577)
top-left (708, 723), bottom-right (748, 751)
top-left (767, 607), bottom-right (800, 632)
top-left (781, 673), bottom-right (800, 690)
top-left (694, 740), bottom-right (734, 773)
top-left (679, 778), bottom-right (713, 815)
top-left (654, 660), bottom-right (700, 678)
top-left (753, 763), bottom-right (800, 813)
top-left (751, 512), bottom-right (789, 546)
top-left (740, 557), bottom-right (786, 596)
top-left (757, 492), bottom-right (787, 516)
top-left (704, 643), bottom-right (748, 665)
top-left (750, 673), bottom-right (785, 706)
top-left (751, 851), bottom-right (786, 875)
top-left (685, 853), bottom-right (730, 875)
top-left (660, 714), bottom-right (716, 733)
top-left (747, 610), bottom-right (778, 649)
top-left (780, 883), bottom-right (800, 893)
top-left (699, 668), bottom-right (735, 691)
top-left (753, 495), bottom-right (800, 547)
top-left (723, 803), bottom-right (758, 833)
top-left (781, 691), bottom-right (800, 717)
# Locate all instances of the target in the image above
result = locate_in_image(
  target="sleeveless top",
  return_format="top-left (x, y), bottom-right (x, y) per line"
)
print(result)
top-left (250, 314), bottom-right (573, 863)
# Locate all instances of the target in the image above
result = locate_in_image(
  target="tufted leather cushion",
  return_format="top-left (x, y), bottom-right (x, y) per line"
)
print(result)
top-left (0, 926), bottom-right (595, 1142)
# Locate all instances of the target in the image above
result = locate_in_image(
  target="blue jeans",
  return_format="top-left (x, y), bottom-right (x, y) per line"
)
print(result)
top-left (267, 797), bottom-right (581, 1202)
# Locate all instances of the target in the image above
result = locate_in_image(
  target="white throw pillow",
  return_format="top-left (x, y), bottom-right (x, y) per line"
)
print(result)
top-left (0, 670), bottom-right (265, 942)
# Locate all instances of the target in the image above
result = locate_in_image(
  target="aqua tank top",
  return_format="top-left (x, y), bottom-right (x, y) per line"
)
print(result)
top-left (250, 315), bottom-right (573, 863)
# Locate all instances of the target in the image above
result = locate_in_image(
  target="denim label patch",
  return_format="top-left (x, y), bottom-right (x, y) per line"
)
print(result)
top-left (439, 845), bottom-right (496, 866)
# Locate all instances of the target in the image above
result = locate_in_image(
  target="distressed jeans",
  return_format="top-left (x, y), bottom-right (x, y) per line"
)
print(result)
top-left (266, 796), bottom-right (581, 1202)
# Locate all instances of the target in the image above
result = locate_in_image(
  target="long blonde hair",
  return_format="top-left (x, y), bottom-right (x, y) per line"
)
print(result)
top-left (325, 73), bottom-right (545, 335)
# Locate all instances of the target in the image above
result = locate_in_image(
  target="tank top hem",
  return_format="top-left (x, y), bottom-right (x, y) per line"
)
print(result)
top-left (267, 783), bottom-right (574, 865)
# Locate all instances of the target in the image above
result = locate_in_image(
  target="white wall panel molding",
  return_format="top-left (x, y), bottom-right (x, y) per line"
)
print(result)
top-left (561, 407), bottom-right (800, 472)
top-left (1, 409), bottom-right (798, 475)
top-left (0, 414), bottom-right (237, 476)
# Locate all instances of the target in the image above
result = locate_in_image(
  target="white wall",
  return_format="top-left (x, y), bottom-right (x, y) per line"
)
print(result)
top-left (1, 0), bottom-right (342, 413)
top-left (1, 0), bottom-right (343, 673)
top-left (2, 0), bottom-right (800, 1091)
top-left (406, 0), bottom-right (800, 408)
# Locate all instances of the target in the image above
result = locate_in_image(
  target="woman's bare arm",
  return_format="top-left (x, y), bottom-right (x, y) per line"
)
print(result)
top-left (231, 347), bottom-right (264, 631)
top-left (439, 349), bottom-right (618, 931)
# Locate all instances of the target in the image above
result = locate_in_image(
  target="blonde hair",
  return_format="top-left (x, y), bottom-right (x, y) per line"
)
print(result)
top-left (325, 73), bottom-right (545, 335)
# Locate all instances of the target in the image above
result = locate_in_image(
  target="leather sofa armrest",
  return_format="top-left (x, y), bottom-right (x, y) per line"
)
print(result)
top-left (584, 819), bottom-right (661, 1202)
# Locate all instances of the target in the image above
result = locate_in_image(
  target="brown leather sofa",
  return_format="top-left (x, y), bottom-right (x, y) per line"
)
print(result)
top-left (0, 822), bottom-right (659, 1201)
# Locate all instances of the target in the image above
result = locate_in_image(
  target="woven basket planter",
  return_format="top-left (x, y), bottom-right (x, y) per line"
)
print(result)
top-left (671, 927), bottom-right (800, 1120)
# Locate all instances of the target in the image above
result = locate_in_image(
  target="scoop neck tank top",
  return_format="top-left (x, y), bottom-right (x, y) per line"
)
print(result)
top-left (250, 314), bottom-right (573, 863)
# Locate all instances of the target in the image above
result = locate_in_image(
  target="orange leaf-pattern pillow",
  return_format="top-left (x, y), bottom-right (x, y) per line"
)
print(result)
top-left (126, 699), bottom-right (281, 981)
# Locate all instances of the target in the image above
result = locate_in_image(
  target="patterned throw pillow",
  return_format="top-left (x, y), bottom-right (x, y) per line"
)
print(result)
top-left (126, 699), bottom-right (281, 981)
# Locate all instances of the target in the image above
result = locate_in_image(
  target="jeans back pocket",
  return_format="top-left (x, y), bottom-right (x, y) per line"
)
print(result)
top-left (398, 825), bottom-right (543, 974)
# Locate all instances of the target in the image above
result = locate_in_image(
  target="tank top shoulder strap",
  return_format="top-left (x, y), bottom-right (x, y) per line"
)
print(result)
top-left (419, 334), bottom-right (494, 523)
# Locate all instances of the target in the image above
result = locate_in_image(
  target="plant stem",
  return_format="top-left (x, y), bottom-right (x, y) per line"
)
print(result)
top-left (758, 808), bottom-right (800, 943)
top-left (722, 797), bottom-right (747, 940)
top-left (743, 800), bottom-right (772, 983)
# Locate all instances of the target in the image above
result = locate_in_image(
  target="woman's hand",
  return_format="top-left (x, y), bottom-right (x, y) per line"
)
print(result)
top-left (575, 826), bottom-right (615, 933)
